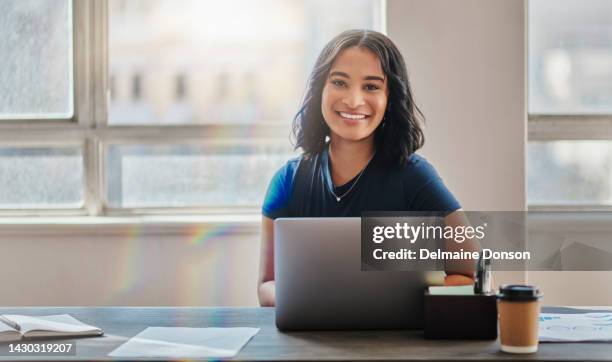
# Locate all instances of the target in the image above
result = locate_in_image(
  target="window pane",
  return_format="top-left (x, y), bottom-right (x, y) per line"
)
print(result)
top-left (108, 0), bottom-right (381, 125)
top-left (0, 147), bottom-right (83, 208)
top-left (529, 0), bottom-right (612, 114)
top-left (528, 141), bottom-right (612, 205)
top-left (0, 0), bottom-right (73, 119)
top-left (106, 144), bottom-right (293, 208)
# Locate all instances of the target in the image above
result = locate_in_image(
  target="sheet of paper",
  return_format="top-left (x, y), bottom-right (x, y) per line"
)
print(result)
top-left (108, 327), bottom-right (259, 358)
top-left (540, 313), bottom-right (612, 342)
top-left (428, 285), bottom-right (474, 295)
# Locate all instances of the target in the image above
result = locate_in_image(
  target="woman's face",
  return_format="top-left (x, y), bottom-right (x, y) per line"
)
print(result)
top-left (321, 46), bottom-right (388, 144)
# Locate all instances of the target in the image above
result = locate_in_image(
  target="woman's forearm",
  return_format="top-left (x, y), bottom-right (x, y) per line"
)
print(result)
top-left (258, 280), bottom-right (276, 307)
top-left (444, 210), bottom-right (481, 278)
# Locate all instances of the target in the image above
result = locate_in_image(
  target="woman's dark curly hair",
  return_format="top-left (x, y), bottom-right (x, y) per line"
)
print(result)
top-left (292, 29), bottom-right (424, 165)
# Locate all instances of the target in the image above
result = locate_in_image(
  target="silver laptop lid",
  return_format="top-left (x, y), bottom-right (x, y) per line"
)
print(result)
top-left (275, 217), bottom-right (443, 330)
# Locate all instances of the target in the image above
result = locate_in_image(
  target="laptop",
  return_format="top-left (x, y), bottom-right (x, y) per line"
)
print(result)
top-left (274, 217), bottom-right (443, 330)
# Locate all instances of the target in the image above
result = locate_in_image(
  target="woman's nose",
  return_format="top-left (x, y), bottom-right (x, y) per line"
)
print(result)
top-left (342, 89), bottom-right (365, 109)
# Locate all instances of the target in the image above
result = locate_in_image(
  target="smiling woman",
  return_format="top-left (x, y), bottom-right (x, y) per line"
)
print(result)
top-left (258, 30), bottom-right (476, 307)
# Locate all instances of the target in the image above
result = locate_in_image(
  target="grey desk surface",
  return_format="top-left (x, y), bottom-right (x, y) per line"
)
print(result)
top-left (0, 306), bottom-right (611, 361)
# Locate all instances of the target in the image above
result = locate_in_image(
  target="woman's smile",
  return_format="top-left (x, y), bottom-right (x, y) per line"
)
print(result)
top-left (336, 111), bottom-right (370, 123)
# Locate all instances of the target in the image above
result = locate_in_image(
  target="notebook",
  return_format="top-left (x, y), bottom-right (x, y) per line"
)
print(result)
top-left (0, 314), bottom-right (103, 342)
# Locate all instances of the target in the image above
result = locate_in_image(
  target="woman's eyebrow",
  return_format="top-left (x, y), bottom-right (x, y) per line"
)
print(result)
top-left (364, 75), bottom-right (385, 82)
top-left (329, 71), bottom-right (350, 78)
top-left (329, 71), bottom-right (385, 83)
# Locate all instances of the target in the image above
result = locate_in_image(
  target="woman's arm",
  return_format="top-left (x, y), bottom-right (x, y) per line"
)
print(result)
top-left (258, 216), bottom-right (276, 306)
top-left (443, 209), bottom-right (481, 281)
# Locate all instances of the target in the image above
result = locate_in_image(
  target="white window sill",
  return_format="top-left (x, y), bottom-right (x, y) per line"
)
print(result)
top-left (0, 214), bottom-right (261, 236)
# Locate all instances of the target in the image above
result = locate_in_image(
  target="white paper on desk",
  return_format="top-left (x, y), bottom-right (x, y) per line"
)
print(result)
top-left (108, 327), bottom-right (259, 358)
top-left (539, 313), bottom-right (612, 342)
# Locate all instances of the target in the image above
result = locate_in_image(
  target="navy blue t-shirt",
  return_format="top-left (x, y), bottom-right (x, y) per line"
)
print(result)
top-left (262, 147), bottom-right (460, 219)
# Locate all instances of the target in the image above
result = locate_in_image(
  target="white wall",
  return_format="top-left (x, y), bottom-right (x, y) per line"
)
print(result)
top-left (387, 0), bottom-right (527, 288)
top-left (0, 222), bottom-right (261, 306)
top-left (387, 0), bottom-right (526, 211)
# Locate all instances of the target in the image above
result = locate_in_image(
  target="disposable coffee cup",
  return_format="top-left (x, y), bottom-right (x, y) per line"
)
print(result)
top-left (497, 285), bottom-right (542, 354)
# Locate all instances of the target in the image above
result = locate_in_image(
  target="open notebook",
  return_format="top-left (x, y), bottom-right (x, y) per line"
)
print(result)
top-left (0, 314), bottom-right (103, 342)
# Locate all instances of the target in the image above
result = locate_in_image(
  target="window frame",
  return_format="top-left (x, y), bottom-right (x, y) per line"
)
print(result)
top-left (528, 115), bottom-right (612, 141)
top-left (0, 0), bottom-right (95, 216)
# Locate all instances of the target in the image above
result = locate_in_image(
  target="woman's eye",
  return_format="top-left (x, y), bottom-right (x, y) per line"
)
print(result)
top-left (331, 79), bottom-right (346, 87)
top-left (365, 84), bottom-right (379, 91)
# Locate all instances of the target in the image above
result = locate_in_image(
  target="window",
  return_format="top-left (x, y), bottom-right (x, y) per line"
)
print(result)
top-left (0, 0), bottom-right (383, 215)
top-left (0, 0), bottom-right (74, 119)
top-left (528, 0), bottom-right (612, 209)
top-left (105, 143), bottom-right (290, 208)
top-left (0, 147), bottom-right (83, 208)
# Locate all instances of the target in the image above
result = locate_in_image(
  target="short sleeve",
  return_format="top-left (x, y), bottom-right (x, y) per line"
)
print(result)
top-left (262, 158), bottom-right (300, 219)
top-left (404, 154), bottom-right (461, 213)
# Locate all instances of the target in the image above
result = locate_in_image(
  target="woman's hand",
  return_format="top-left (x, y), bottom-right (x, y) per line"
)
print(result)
top-left (444, 274), bottom-right (474, 286)
top-left (258, 280), bottom-right (276, 307)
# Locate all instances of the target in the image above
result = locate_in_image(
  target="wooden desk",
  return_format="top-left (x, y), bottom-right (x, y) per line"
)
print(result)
top-left (0, 306), bottom-right (610, 361)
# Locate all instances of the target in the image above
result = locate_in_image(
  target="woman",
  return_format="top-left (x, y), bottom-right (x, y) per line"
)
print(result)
top-left (259, 30), bottom-right (475, 307)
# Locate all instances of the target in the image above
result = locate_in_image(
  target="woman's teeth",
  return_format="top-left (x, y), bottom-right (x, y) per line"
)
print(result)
top-left (339, 112), bottom-right (366, 120)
